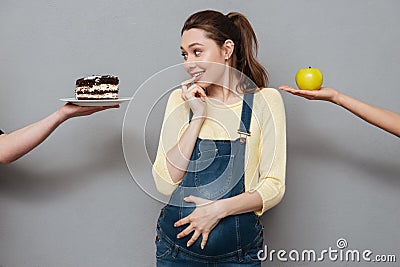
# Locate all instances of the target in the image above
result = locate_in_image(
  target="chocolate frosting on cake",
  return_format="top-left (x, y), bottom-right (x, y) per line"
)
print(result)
top-left (76, 75), bottom-right (119, 87)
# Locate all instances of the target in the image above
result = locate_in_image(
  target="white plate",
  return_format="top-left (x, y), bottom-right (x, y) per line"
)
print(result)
top-left (59, 97), bottom-right (132, 106)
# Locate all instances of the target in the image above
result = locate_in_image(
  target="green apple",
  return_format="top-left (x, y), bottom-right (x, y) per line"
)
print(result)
top-left (295, 66), bottom-right (323, 90)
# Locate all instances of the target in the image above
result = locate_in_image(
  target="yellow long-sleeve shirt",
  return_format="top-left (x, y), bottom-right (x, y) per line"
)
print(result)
top-left (152, 88), bottom-right (286, 215)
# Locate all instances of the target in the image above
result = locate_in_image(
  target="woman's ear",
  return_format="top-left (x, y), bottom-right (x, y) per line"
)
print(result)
top-left (223, 39), bottom-right (235, 60)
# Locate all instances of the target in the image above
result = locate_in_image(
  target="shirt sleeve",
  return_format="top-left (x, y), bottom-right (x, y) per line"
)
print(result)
top-left (152, 89), bottom-right (189, 195)
top-left (254, 89), bottom-right (287, 216)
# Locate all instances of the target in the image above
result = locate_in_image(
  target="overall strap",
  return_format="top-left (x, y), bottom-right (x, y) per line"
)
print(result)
top-left (237, 93), bottom-right (255, 143)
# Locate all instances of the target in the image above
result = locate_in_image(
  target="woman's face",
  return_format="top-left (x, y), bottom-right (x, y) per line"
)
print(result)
top-left (180, 28), bottom-right (230, 89)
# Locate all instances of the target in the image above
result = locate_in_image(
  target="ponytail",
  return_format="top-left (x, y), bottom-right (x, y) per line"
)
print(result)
top-left (226, 12), bottom-right (268, 90)
top-left (182, 10), bottom-right (268, 91)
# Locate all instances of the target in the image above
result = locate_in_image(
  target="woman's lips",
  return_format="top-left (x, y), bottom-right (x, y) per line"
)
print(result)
top-left (192, 71), bottom-right (205, 82)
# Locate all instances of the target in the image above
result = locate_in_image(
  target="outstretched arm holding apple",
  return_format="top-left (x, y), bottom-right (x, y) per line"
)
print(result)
top-left (279, 85), bottom-right (400, 138)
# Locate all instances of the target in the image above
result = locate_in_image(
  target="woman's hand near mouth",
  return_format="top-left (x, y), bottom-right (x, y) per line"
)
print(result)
top-left (181, 76), bottom-right (207, 120)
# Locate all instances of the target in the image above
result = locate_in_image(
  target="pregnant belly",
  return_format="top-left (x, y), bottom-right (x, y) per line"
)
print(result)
top-left (158, 205), bottom-right (258, 256)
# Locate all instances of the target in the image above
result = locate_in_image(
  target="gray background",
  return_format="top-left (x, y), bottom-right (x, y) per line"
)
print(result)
top-left (1, 0), bottom-right (399, 266)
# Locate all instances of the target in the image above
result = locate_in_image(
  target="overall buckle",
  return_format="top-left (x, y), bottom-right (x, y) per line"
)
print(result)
top-left (237, 130), bottom-right (251, 144)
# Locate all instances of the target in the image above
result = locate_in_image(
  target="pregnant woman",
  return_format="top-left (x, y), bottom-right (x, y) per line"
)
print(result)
top-left (152, 10), bottom-right (286, 266)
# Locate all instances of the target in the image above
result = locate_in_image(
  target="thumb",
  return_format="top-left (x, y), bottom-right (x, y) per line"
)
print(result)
top-left (184, 195), bottom-right (211, 206)
top-left (183, 195), bottom-right (196, 203)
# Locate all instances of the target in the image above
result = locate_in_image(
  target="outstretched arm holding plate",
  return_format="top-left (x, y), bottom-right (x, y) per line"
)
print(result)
top-left (0, 103), bottom-right (118, 164)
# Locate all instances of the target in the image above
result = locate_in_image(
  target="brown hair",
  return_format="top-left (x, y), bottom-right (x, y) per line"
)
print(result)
top-left (181, 10), bottom-right (268, 91)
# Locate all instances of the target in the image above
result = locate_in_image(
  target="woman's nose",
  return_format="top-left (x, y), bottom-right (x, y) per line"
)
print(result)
top-left (184, 60), bottom-right (197, 72)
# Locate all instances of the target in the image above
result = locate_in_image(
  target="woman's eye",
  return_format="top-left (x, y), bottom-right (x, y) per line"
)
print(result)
top-left (194, 50), bottom-right (201, 56)
top-left (181, 52), bottom-right (188, 60)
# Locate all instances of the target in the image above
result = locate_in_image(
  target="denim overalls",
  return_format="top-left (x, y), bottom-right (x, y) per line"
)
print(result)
top-left (156, 93), bottom-right (264, 266)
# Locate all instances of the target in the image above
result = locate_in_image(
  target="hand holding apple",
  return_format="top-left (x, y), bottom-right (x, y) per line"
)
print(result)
top-left (295, 66), bottom-right (323, 90)
top-left (279, 85), bottom-right (339, 103)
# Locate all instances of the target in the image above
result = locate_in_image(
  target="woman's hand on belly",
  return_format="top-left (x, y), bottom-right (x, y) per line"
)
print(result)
top-left (174, 195), bottom-right (226, 250)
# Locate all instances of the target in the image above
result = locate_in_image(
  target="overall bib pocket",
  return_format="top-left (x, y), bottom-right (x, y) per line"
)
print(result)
top-left (194, 153), bottom-right (234, 199)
